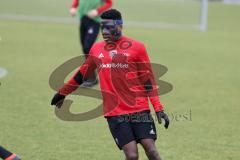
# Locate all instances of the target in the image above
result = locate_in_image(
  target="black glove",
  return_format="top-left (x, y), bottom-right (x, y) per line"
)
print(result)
top-left (156, 111), bottom-right (170, 129)
top-left (51, 93), bottom-right (65, 108)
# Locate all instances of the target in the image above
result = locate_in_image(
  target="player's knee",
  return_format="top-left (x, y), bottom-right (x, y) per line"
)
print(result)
top-left (146, 148), bottom-right (159, 159)
top-left (126, 152), bottom-right (138, 160)
top-left (83, 47), bottom-right (90, 55)
top-left (83, 44), bottom-right (92, 55)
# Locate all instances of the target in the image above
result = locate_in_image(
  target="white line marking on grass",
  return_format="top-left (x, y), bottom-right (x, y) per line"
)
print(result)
top-left (0, 14), bottom-right (199, 30)
top-left (0, 14), bottom-right (75, 24)
top-left (0, 67), bottom-right (8, 78)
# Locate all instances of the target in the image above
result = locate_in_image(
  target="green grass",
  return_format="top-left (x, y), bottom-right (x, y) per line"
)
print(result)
top-left (0, 0), bottom-right (200, 24)
top-left (0, 2), bottom-right (240, 160)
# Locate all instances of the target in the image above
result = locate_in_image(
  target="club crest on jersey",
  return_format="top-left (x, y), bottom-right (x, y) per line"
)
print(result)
top-left (109, 50), bottom-right (117, 58)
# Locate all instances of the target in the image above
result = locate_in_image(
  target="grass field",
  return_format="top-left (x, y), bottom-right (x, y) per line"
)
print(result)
top-left (0, 1), bottom-right (240, 160)
top-left (0, 0), bottom-right (200, 24)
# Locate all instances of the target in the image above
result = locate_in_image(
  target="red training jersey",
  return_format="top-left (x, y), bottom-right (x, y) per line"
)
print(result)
top-left (59, 36), bottom-right (164, 117)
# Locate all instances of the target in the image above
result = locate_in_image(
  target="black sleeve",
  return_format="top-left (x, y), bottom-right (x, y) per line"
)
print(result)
top-left (73, 71), bottom-right (83, 85)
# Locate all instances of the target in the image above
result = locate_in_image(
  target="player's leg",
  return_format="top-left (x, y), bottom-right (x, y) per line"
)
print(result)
top-left (106, 116), bottom-right (138, 160)
top-left (131, 111), bottom-right (161, 160)
top-left (0, 146), bottom-right (21, 160)
top-left (81, 17), bottom-right (100, 87)
top-left (79, 16), bottom-right (87, 58)
top-left (140, 139), bottom-right (161, 160)
top-left (122, 141), bottom-right (139, 160)
top-left (82, 17), bottom-right (100, 57)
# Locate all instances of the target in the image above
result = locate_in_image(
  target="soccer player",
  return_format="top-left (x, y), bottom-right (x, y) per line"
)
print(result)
top-left (70, 0), bottom-right (112, 87)
top-left (51, 9), bottom-right (169, 160)
top-left (0, 146), bottom-right (21, 160)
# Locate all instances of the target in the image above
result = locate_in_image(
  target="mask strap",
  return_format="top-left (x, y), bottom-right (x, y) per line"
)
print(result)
top-left (115, 20), bottom-right (123, 25)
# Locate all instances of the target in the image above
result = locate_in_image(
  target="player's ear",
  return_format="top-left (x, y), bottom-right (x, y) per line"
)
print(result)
top-left (118, 25), bottom-right (123, 31)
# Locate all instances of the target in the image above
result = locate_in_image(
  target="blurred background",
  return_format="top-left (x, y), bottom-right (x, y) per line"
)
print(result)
top-left (0, 0), bottom-right (239, 159)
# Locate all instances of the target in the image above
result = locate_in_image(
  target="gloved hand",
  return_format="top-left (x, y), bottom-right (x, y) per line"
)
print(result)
top-left (156, 111), bottom-right (170, 129)
top-left (51, 93), bottom-right (65, 108)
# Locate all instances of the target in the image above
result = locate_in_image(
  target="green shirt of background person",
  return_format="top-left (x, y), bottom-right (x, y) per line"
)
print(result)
top-left (70, 0), bottom-right (113, 22)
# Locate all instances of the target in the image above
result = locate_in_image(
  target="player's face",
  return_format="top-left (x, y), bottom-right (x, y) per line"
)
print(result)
top-left (101, 19), bottom-right (122, 43)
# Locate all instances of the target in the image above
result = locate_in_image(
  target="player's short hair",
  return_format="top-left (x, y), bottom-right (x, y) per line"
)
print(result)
top-left (101, 9), bottom-right (122, 20)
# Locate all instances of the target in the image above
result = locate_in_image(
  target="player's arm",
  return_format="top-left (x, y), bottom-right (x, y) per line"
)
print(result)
top-left (51, 53), bottom-right (97, 108)
top-left (69, 0), bottom-right (79, 17)
top-left (87, 0), bottom-right (112, 18)
top-left (96, 0), bottom-right (113, 14)
top-left (137, 43), bottom-right (169, 129)
top-left (0, 146), bottom-right (21, 160)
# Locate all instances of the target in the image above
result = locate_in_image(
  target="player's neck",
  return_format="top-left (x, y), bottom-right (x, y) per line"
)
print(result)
top-left (104, 35), bottom-right (125, 44)
top-left (115, 35), bottom-right (125, 43)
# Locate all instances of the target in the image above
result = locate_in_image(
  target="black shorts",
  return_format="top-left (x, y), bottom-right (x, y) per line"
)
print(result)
top-left (106, 110), bottom-right (157, 150)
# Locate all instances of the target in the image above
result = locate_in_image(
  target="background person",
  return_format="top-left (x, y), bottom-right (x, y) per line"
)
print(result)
top-left (70, 0), bottom-right (113, 87)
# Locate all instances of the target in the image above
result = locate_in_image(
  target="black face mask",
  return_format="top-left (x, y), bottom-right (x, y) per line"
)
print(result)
top-left (100, 19), bottom-right (123, 43)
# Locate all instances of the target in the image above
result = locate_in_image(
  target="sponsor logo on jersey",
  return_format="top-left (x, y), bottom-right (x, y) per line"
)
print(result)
top-left (99, 63), bottom-right (128, 68)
